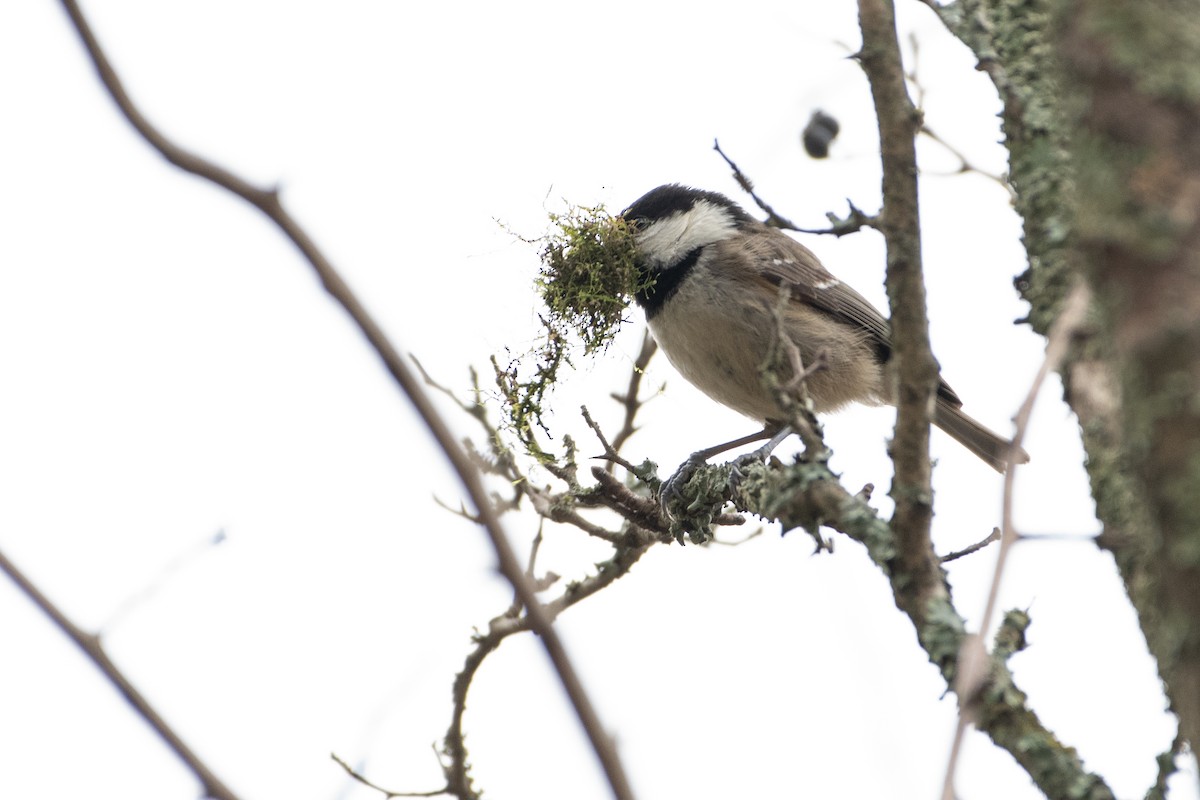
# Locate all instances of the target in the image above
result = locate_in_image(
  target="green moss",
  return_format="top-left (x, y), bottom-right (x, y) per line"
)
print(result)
top-left (536, 206), bottom-right (647, 355)
top-left (497, 205), bottom-right (652, 459)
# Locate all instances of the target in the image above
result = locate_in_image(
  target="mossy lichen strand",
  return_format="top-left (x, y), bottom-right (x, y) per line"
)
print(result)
top-left (499, 205), bottom-right (652, 459)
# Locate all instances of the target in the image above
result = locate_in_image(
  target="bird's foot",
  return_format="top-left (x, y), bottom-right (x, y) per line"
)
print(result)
top-left (658, 453), bottom-right (738, 544)
top-left (658, 452), bottom-right (710, 515)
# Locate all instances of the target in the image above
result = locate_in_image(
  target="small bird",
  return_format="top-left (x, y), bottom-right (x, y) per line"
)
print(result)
top-left (621, 184), bottom-right (1026, 474)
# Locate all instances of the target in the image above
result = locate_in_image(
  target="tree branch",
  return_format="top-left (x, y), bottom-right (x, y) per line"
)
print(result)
top-left (856, 0), bottom-right (945, 647)
top-left (606, 331), bottom-right (658, 463)
top-left (1057, 0), bottom-right (1200, 756)
top-left (724, 457), bottom-right (1115, 799)
top-left (929, 0), bottom-right (1197, 775)
top-left (712, 139), bottom-right (877, 235)
top-left (56, 3), bottom-right (634, 798)
top-left (942, 280), bottom-right (1091, 799)
top-left (0, 547), bottom-right (241, 800)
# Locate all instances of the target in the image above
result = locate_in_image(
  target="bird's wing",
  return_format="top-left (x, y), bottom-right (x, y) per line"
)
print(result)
top-left (723, 224), bottom-right (964, 408)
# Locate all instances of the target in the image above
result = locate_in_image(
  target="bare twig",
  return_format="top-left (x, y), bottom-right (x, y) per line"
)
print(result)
top-left (938, 527), bottom-right (1001, 563)
top-left (708, 528), bottom-right (765, 546)
top-left (443, 538), bottom-right (652, 797)
top-left (102, 527), bottom-right (226, 633)
top-left (331, 752), bottom-right (446, 799)
top-left (504, 524), bottom-right (556, 616)
top-left (713, 139), bottom-right (877, 236)
top-left (57, 4), bottom-right (635, 799)
top-left (413, 358), bottom-right (525, 505)
top-left (585, 468), bottom-right (675, 535)
top-left (607, 331), bottom-right (658, 464)
top-left (920, 125), bottom-right (1016, 199)
top-left (901, 27), bottom-right (1014, 196)
top-left (713, 139), bottom-right (804, 230)
top-left (0, 547), bottom-right (242, 800)
top-left (411, 355), bottom-right (479, 418)
top-left (582, 406), bottom-right (643, 476)
top-left (941, 280), bottom-right (1092, 799)
top-left (764, 287), bottom-right (828, 457)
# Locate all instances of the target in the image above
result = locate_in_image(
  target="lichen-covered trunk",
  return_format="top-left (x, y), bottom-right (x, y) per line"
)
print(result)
top-left (1055, 0), bottom-right (1200, 757)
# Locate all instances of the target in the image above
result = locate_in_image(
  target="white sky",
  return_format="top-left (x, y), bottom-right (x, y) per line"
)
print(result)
top-left (2, 2), bottom-right (1194, 800)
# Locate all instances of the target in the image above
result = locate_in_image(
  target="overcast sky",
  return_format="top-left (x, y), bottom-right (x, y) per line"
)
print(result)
top-left (2, 3), bottom-right (1194, 800)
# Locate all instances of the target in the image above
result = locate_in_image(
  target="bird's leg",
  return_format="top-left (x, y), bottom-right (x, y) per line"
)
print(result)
top-left (660, 423), bottom-right (792, 511)
top-left (731, 425), bottom-right (795, 474)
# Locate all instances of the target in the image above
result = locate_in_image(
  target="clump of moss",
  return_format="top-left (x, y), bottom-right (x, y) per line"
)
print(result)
top-left (497, 204), bottom-right (651, 460)
top-left (537, 205), bottom-right (646, 354)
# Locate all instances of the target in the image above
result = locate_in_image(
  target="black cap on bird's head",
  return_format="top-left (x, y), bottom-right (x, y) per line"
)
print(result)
top-left (620, 185), bottom-right (754, 316)
top-left (622, 184), bottom-right (753, 228)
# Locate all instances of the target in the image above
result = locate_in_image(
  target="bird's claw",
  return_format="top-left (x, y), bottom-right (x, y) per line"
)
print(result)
top-left (728, 451), bottom-right (764, 492)
top-left (658, 456), bottom-right (705, 515)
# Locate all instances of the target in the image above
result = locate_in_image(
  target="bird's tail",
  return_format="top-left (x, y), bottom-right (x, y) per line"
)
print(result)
top-left (933, 399), bottom-right (1029, 473)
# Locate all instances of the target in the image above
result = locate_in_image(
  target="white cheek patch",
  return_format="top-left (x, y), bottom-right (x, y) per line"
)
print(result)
top-left (638, 200), bottom-right (739, 267)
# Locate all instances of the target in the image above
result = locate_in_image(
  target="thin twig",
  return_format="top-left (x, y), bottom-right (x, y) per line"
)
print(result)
top-left (941, 280), bottom-right (1091, 799)
top-left (765, 287), bottom-right (827, 457)
top-left (0, 547), bottom-right (241, 800)
top-left (443, 538), bottom-right (652, 796)
top-left (524, 482), bottom-right (627, 545)
top-left (581, 406), bottom-right (643, 475)
top-left (57, 4), bottom-right (635, 799)
top-left (413, 358), bottom-right (525, 505)
top-left (939, 528), bottom-right (1001, 563)
top-left (607, 331), bottom-right (658, 464)
top-left (901, 29), bottom-right (1014, 197)
top-left (505, 523), bottom-right (548, 616)
top-left (330, 752), bottom-right (446, 799)
top-left (921, 125), bottom-right (1016, 200)
top-left (708, 528), bottom-right (765, 546)
top-left (713, 139), bottom-right (877, 236)
top-left (102, 527), bottom-right (227, 633)
top-left (713, 139), bottom-right (804, 230)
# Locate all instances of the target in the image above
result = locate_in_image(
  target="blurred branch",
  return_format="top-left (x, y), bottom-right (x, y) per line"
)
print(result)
top-left (102, 527), bottom-right (226, 633)
top-left (938, 528), bottom-right (1000, 564)
top-left (0, 547), bottom-right (242, 800)
top-left (902, 29), bottom-right (1015, 198)
top-left (942, 280), bottom-right (1091, 800)
top-left (330, 753), bottom-right (445, 799)
top-left (1145, 730), bottom-right (1184, 800)
top-left (57, 3), bottom-right (634, 799)
top-left (920, 124), bottom-right (1016, 200)
top-left (930, 0), bottom-right (1200, 780)
top-left (1058, 0), bottom-right (1200, 757)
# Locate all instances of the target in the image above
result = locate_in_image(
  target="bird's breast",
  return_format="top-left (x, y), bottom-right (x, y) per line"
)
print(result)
top-left (646, 266), bottom-right (886, 421)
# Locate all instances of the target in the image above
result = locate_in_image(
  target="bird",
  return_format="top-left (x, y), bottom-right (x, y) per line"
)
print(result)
top-left (620, 183), bottom-right (1027, 476)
